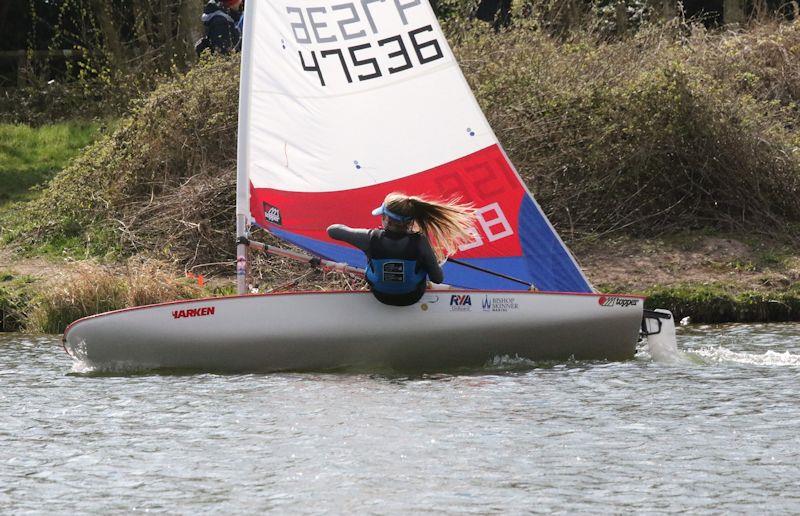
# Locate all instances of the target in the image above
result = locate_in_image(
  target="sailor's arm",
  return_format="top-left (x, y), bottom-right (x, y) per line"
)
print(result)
top-left (326, 224), bottom-right (371, 252)
top-left (418, 238), bottom-right (444, 284)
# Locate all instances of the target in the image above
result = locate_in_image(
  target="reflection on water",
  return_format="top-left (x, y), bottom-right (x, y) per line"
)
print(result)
top-left (2, 324), bottom-right (800, 513)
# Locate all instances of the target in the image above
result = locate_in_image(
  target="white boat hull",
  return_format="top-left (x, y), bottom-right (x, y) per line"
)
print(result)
top-left (63, 290), bottom-right (645, 372)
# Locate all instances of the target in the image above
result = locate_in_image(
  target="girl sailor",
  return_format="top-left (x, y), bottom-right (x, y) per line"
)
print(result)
top-left (327, 193), bottom-right (474, 306)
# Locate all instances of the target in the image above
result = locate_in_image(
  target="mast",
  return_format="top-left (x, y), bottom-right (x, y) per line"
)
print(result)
top-left (235, 0), bottom-right (257, 295)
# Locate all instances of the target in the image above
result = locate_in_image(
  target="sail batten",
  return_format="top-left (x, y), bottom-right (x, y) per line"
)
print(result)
top-left (241, 0), bottom-right (592, 293)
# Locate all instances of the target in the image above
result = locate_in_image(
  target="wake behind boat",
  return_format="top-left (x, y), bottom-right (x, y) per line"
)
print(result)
top-left (62, 0), bottom-right (676, 372)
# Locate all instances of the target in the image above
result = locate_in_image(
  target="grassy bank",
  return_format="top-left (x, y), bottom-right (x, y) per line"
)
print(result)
top-left (0, 122), bottom-right (102, 209)
top-left (1, 20), bottom-right (800, 331)
top-left (0, 254), bottom-right (367, 333)
top-left (0, 273), bottom-right (35, 332)
top-left (0, 262), bottom-right (205, 333)
top-left (458, 20), bottom-right (800, 238)
top-left (4, 21), bottom-right (800, 268)
top-left (643, 283), bottom-right (800, 324)
top-left (2, 266), bottom-right (800, 334)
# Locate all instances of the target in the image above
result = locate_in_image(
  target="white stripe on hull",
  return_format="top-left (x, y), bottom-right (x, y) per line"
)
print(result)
top-left (63, 291), bottom-right (644, 372)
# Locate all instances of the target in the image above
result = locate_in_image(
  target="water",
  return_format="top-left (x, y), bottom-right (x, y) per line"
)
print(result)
top-left (2, 325), bottom-right (800, 513)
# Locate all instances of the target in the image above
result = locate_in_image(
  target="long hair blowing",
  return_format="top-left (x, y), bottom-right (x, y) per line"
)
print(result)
top-left (382, 192), bottom-right (476, 262)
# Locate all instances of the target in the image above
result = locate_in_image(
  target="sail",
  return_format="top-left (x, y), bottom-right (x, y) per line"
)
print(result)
top-left (238, 0), bottom-right (592, 292)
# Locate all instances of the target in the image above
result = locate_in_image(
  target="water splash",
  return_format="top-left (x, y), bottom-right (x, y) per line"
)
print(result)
top-left (485, 354), bottom-right (539, 370)
top-left (690, 347), bottom-right (800, 367)
top-left (69, 358), bottom-right (161, 376)
top-left (69, 359), bottom-right (97, 375)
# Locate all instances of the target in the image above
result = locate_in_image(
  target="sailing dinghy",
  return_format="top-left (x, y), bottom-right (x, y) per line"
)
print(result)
top-left (63, 0), bottom-right (674, 372)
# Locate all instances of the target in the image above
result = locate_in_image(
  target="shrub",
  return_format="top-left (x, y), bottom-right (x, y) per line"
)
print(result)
top-left (5, 21), bottom-right (800, 269)
top-left (643, 282), bottom-right (800, 323)
top-left (0, 274), bottom-right (36, 332)
top-left (26, 259), bottom-right (203, 334)
top-left (457, 20), bottom-right (800, 238)
top-left (1, 55), bottom-right (240, 264)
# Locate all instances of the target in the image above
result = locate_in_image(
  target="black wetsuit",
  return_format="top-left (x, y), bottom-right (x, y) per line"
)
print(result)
top-left (327, 225), bottom-right (443, 306)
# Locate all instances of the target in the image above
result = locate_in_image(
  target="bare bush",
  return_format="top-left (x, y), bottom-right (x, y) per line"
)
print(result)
top-left (5, 19), bottom-right (800, 280)
top-left (26, 259), bottom-right (204, 334)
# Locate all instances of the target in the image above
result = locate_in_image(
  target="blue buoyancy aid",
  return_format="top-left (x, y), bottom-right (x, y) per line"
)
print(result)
top-left (365, 231), bottom-right (428, 295)
top-left (366, 259), bottom-right (428, 294)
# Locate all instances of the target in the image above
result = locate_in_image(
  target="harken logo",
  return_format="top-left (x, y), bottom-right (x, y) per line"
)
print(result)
top-left (172, 306), bottom-right (216, 319)
top-left (263, 202), bottom-right (282, 225)
top-left (598, 296), bottom-right (639, 308)
top-left (450, 294), bottom-right (472, 311)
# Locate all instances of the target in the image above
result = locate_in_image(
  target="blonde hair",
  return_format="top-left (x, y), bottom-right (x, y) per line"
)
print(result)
top-left (381, 192), bottom-right (475, 261)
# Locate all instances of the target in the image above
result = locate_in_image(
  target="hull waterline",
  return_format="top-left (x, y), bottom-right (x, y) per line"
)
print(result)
top-left (63, 290), bottom-right (644, 372)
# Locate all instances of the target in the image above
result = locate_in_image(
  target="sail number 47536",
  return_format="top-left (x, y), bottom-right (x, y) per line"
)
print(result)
top-left (295, 25), bottom-right (444, 87)
top-left (285, 2), bottom-right (445, 87)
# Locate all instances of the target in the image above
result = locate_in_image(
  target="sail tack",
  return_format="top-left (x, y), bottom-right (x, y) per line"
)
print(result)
top-left (238, 0), bottom-right (591, 292)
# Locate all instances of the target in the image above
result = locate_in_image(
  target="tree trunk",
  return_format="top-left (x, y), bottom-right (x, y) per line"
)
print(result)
top-left (723, 0), bottom-right (746, 24)
top-left (0, 1), bottom-right (12, 37)
top-left (654, 0), bottom-right (676, 20)
top-left (160, 1), bottom-right (175, 68)
top-left (566, 0), bottom-right (582, 29)
top-left (615, 1), bottom-right (628, 34)
top-left (90, 0), bottom-right (126, 68)
top-left (546, 0), bottom-right (583, 34)
top-left (131, 0), bottom-right (154, 57)
top-left (178, 0), bottom-right (204, 66)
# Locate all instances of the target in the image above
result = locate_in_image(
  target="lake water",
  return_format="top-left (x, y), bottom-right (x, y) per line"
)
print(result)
top-left (2, 325), bottom-right (800, 513)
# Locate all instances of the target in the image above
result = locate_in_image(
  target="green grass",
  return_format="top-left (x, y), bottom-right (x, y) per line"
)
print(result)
top-left (0, 122), bottom-right (101, 208)
top-left (642, 283), bottom-right (800, 323)
top-left (0, 272), bottom-right (37, 332)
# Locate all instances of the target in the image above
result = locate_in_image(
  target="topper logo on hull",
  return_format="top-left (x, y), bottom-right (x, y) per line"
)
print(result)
top-left (172, 306), bottom-right (216, 319)
top-left (598, 296), bottom-right (639, 308)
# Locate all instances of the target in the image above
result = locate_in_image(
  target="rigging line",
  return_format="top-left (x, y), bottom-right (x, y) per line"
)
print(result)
top-left (446, 258), bottom-right (533, 289)
top-left (266, 268), bottom-right (317, 293)
top-left (251, 226), bottom-right (533, 288)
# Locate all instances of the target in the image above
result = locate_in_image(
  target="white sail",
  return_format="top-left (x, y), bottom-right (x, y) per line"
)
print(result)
top-left (238, 0), bottom-right (591, 292)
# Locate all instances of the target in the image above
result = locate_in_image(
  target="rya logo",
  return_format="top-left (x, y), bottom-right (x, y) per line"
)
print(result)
top-left (450, 294), bottom-right (472, 306)
top-left (263, 202), bottom-right (282, 225)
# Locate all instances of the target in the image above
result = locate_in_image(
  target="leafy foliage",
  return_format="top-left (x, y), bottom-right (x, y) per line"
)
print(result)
top-left (0, 122), bottom-right (101, 207)
top-left (4, 20), bottom-right (800, 268)
top-left (1, 55), bottom-right (239, 262)
top-left (2, 0), bottom-right (208, 123)
top-left (458, 20), bottom-right (800, 237)
top-left (644, 282), bottom-right (800, 323)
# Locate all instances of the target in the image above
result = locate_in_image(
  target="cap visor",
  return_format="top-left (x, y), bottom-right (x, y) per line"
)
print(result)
top-left (371, 206), bottom-right (384, 216)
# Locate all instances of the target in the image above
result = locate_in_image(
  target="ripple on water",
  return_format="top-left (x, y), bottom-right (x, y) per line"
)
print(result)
top-left (1, 326), bottom-right (800, 513)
